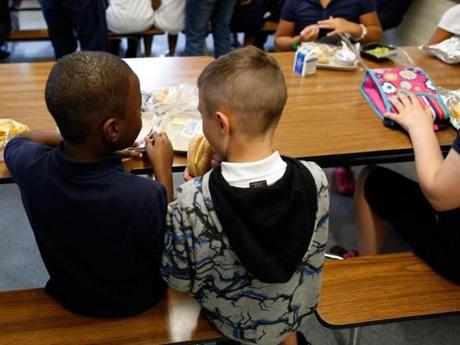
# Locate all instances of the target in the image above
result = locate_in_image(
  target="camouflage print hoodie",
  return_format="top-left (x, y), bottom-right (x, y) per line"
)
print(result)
top-left (161, 159), bottom-right (329, 345)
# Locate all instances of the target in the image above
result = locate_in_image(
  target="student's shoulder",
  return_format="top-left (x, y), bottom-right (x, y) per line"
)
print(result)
top-left (5, 136), bottom-right (50, 159)
top-left (297, 159), bottom-right (329, 190)
top-left (441, 4), bottom-right (460, 23)
top-left (4, 137), bottom-right (54, 178)
top-left (117, 172), bottom-right (167, 201)
top-left (168, 176), bottom-right (206, 212)
top-left (175, 176), bottom-right (204, 202)
top-left (298, 160), bottom-right (326, 177)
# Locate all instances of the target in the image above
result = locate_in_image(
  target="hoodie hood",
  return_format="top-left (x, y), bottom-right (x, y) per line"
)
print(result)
top-left (209, 157), bottom-right (317, 283)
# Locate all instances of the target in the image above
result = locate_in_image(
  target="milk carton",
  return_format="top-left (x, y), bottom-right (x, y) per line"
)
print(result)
top-left (293, 45), bottom-right (318, 77)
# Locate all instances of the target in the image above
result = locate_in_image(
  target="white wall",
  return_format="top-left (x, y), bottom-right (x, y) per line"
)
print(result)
top-left (386, 0), bottom-right (456, 46)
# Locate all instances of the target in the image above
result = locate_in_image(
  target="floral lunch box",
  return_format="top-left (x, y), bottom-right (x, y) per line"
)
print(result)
top-left (361, 67), bottom-right (450, 129)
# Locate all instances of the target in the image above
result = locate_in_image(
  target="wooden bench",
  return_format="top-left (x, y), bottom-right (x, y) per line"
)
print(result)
top-left (316, 252), bottom-right (460, 345)
top-left (6, 27), bottom-right (165, 57)
top-left (0, 287), bottom-right (224, 344)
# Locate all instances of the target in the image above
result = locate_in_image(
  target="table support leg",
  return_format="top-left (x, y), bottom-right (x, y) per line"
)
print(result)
top-left (349, 327), bottom-right (361, 345)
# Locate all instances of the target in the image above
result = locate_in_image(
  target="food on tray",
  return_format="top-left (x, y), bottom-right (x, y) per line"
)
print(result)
top-left (439, 88), bottom-right (460, 129)
top-left (187, 135), bottom-right (213, 177)
top-left (334, 42), bottom-right (357, 66)
top-left (365, 46), bottom-right (392, 58)
top-left (139, 85), bottom-right (202, 152)
top-left (301, 42), bottom-right (357, 69)
top-left (0, 119), bottom-right (30, 147)
top-left (152, 88), bottom-right (170, 103)
top-left (361, 43), bottom-right (397, 61)
top-left (451, 103), bottom-right (460, 120)
top-left (151, 85), bottom-right (198, 104)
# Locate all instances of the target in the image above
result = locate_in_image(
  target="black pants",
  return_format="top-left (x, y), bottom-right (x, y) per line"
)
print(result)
top-left (365, 166), bottom-right (460, 283)
top-left (0, 0), bottom-right (11, 47)
top-left (38, 0), bottom-right (109, 59)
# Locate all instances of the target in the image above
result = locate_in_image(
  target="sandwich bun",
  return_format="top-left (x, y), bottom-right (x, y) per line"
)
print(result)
top-left (187, 135), bottom-right (214, 177)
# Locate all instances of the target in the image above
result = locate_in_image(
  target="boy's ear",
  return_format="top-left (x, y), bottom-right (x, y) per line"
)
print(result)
top-left (215, 111), bottom-right (230, 136)
top-left (102, 118), bottom-right (120, 143)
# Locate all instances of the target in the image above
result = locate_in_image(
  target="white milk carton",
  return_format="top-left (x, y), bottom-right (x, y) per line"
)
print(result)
top-left (293, 45), bottom-right (318, 77)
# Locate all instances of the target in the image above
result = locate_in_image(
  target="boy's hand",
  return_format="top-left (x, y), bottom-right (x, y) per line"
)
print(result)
top-left (183, 167), bottom-right (193, 182)
top-left (145, 132), bottom-right (174, 172)
top-left (210, 154), bottom-right (222, 169)
top-left (183, 153), bottom-right (222, 182)
top-left (145, 132), bottom-right (174, 202)
top-left (117, 142), bottom-right (143, 159)
top-left (300, 24), bottom-right (320, 42)
top-left (384, 93), bottom-right (434, 134)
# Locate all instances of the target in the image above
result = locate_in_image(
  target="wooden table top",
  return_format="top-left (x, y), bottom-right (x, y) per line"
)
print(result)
top-left (0, 48), bottom-right (458, 181)
top-left (0, 288), bottom-right (222, 344)
top-left (317, 252), bottom-right (460, 328)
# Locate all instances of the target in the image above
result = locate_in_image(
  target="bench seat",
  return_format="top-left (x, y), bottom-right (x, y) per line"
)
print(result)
top-left (0, 287), bottom-right (223, 344)
top-left (316, 252), bottom-right (460, 344)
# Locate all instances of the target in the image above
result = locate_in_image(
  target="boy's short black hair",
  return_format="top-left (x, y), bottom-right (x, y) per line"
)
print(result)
top-left (197, 46), bottom-right (287, 135)
top-left (45, 51), bottom-right (135, 144)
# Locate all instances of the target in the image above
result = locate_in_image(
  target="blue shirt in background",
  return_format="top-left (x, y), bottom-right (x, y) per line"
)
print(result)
top-left (281, 0), bottom-right (376, 36)
top-left (5, 137), bottom-right (167, 317)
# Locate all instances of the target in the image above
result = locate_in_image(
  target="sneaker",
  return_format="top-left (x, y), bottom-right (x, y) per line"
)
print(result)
top-left (327, 245), bottom-right (359, 259)
top-left (333, 167), bottom-right (355, 196)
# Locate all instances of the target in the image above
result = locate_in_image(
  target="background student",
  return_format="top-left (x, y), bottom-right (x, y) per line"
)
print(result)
top-left (428, 2), bottom-right (460, 45)
top-left (356, 92), bottom-right (460, 283)
top-left (274, 0), bottom-right (382, 50)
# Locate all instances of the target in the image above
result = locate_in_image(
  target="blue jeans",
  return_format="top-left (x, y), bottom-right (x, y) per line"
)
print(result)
top-left (39, 0), bottom-right (109, 59)
top-left (0, 0), bottom-right (10, 46)
top-left (185, 0), bottom-right (236, 57)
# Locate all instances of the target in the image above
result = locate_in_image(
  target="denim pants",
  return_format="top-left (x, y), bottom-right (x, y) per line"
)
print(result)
top-left (39, 0), bottom-right (109, 59)
top-left (185, 0), bottom-right (236, 57)
top-left (0, 0), bottom-right (10, 47)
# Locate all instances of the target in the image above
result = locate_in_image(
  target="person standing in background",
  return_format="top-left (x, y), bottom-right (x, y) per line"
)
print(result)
top-left (0, 0), bottom-right (12, 59)
top-left (375, 0), bottom-right (412, 31)
top-left (0, 0), bottom-right (22, 60)
top-left (185, 0), bottom-right (236, 57)
top-left (39, 0), bottom-right (110, 59)
top-left (106, 0), bottom-right (185, 57)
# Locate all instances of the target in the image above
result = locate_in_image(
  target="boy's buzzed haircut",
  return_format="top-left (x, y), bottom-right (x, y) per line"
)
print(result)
top-left (45, 51), bottom-right (135, 144)
top-left (198, 46), bottom-right (287, 135)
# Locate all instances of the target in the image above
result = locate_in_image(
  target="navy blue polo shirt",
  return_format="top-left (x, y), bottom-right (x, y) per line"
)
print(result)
top-left (281, 0), bottom-right (376, 35)
top-left (5, 137), bottom-right (167, 317)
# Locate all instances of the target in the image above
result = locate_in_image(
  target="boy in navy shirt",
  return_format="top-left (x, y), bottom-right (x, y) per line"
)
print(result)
top-left (5, 51), bottom-right (174, 317)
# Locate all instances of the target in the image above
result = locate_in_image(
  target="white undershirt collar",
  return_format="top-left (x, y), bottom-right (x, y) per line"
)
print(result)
top-left (221, 151), bottom-right (287, 188)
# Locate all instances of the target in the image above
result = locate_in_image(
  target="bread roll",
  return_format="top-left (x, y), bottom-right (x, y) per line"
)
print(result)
top-left (187, 135), bottom-right (214, 177)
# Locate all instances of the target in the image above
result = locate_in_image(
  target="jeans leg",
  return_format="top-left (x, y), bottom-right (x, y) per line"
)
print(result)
top-left (62, 0), bottom-right (110, 53)
top-left (0, 0), bottom-right (11, 46)
top-left (185, 0), bottom-right (214, 56)
top-left (126, 38), bottom-right (138, 58)
top-left (211, 0), bottom-right (236, 57)
top-left (39, 0), bottom-right (77, 58)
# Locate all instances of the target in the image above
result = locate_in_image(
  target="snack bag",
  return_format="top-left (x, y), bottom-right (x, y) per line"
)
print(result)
top-left (422, 37), bottom-right (460, 65)
top-left (0, 119), bottom-right (30, 149)
top-left (361, 67), bottom-right (450, 129)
